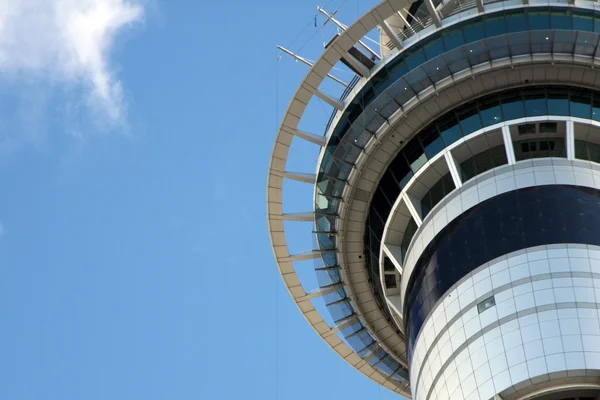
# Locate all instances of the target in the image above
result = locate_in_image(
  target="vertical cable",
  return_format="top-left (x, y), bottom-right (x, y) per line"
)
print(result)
top-left (275, 48), bottom-right (280, 400)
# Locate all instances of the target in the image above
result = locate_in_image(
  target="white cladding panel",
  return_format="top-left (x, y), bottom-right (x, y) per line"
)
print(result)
top-left (410, 244), bottom-right (600, 400)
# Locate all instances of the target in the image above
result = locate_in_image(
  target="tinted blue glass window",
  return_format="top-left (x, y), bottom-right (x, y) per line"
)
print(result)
top-left (442, 29), bottom-right (464, 50)
top-left (571, 91), bottom-right (592, 119)
top-left (595, 16), bottom-right (600, 33)
top-left (506, 11), bottom-right (527, 33)
top-left (458, 106), bottom-right (482, 135)
top-left (386, 56), bottom-right (409, 82)
top-left (547, 88), bottom-right (570, 115)
top-left (419, 127), bottom-right (445, 158)
top-left (529, 11), bottom-right (550, 30)
top-left (573, 10), bottom-right (593, 31)
top-left (439, 113), bottom-right (462, 145)
top-left (550, 9), bottom-right (572, 30)
top-left (501, 94), bottom-right (525, 119)
top-left (593, 97), bottom-right (600, 122)
top-left (464, 22), bottom-right (485, 43)
top-left (405, 49), bottom-right (426, 70)
top-left (424, 39), bottom-right (445, 60)
top-left (479, 99), bottom-right (503, 126)
top-left (525, 97), bottom-right (547, 117)
top-left (484, 16), bottom-right (506, 37)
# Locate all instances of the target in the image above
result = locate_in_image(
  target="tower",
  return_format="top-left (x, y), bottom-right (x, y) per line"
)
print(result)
top-left (267, 1), bottom-right (600, 399)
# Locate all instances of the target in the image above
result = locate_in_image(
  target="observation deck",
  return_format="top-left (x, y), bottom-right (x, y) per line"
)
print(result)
top-left (267, 0), bottom-right (600, 398)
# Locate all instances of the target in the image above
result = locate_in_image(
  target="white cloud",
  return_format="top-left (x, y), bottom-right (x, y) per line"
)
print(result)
top-left (0, 0), bottom-right (143, 125)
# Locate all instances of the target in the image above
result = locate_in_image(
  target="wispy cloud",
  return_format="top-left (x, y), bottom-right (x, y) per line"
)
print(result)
top-left (0, 0), bottom-right (144, 126)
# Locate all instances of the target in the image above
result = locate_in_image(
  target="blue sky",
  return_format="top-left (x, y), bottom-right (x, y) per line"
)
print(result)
top-left (0, 0), bottom-right (402, 399)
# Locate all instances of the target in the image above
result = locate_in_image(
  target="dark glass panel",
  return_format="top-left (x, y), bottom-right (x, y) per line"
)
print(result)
top-left (463, 21), bottom-right (485, 43)
top-left (484, 15), bottom-right (506, 37)
top-left (404, 48), bottom-right (426, 70)
top-left (459, 145), bottom-right (508, 182)
top-left (400, 217), bottom-right (418, 263)
top-left (573, 9), bottom-right (594, 31)
top-left (550, 8), bottom-right (571, 30)
top-left (524, 88), bottom-right (547, 116)
top-left (571, 90), bottom-right (592, 119)
top-left (419, 126), bottom-right (445, 158)
top-left (506, 10), bottom-right (527, 33)
top-left (514, 138), bottom-right (565, 160)
top-left (458, 104), bottom-right (483, 135)
top-left (508, 31), bottom-right (531, 56)
top-left (501, 92), bottom-right (525, 120)
top-left (420, 173), bottom-right (455, 218)
top-left (479, 98), bottom-right (503, 126)
top-left (424, 38), bottom-right (445, 60)
top-left (438, 113), bottom-right (462, 145)
top-left (547, 87), bottom-right (570, 115)
top-left (529, 10), bottom-right (550, 30)
top-left (441, 28), bottom-right (464, 50)
top-left (405, 186), bottom-right (600, 359)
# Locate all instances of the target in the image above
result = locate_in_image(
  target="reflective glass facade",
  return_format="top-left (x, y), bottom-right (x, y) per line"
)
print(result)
top-left (319, 5), bottom-right (600, 209)
top-left (405, 185), bottom-right (600, 359)
top-left (364, 85), bottom-right (600, 329)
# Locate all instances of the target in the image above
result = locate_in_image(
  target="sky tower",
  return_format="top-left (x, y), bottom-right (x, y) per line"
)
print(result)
top-left (267, 1), bottom-right (600, 399)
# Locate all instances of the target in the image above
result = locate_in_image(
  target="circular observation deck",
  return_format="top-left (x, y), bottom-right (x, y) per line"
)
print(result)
top-left (267, 0), bottom-right (600, 397)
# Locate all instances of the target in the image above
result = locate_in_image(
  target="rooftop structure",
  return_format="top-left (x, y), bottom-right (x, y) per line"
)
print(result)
top-left (267, 1), bottom-right (600, 399)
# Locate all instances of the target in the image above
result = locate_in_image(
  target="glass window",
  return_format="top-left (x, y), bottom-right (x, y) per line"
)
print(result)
top-left (484, 16), bottom-right (506, 37)
top-left (593, 96), bottom-right (600, 122)
top-left (518, 124), bottom-right (536, 135)
top-left (573, 10), bottom-right (594, 31)
top-left (459, 145), bottom-right (508, 182)
top-left (458, 105), bottom-right (482, 136)
top-left (403, 138), bottom-right (427, 173)
top-left (553, 30), bottom-right (576, 54)
top-left (477, 296), bottom-right (496, 314)
top-left (506, 11), bottom-right (527, 33)
top-left (574, 31), bottom-right (597, 57)
top-left (501, 93), bottom-right (525, 119)
top-left (385, 274), bottom-right (397, 289)
top-left (514, 138), bottom-right (566, 161)
top-left (441, 28), bottom-right (464, 50)
top-left (550, 9), bottom-right (572, 30)
top-left (487, 35), bottom-right (510, 60)
top-left (508, 31), bottom-right (531, 56)
top-left (571, 91), bottom-right (592, 119)
top-left (464, 21), bottom-right (485, 43)
top-left (539, 122), bottom-right (557, 133)
top-left (424, 38), bottom-right (445, 60)
top-left (420, 173), bottom-right (455, 218)
top-left (386, 56), bottom-right (409, 82)
top-left (439, 115), bottom-right (462, 145)
top-left (442, 47), bottom-right (469, 74)
top-left (419, 127), bottom-right (445, 158)
top-left (575, 139), bottom-right (588, 160)
top-left (405, 48), bottom-right (426, 70)
top-left (531, 31), bottom-right (553, 53)
top-left (529, 10), bottom-right (550, 30)
top-left (524, 90), bottom-right (547, 117)
top-left (547, 88), bottom-right (570, 115)
top-left (400, 217), bottom-right (418, 263)
top-left (479, 98), bottom-right (503, 126)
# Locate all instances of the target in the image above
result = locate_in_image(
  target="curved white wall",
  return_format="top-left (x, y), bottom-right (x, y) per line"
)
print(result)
top-left (399, 159), bottom-right (600, 302)
top-left (410, 244), bottom-right (600, 400)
